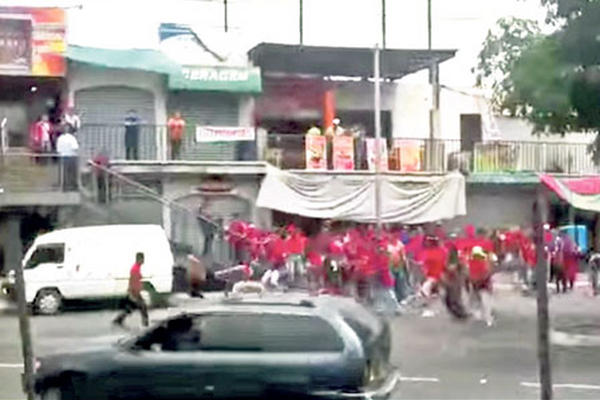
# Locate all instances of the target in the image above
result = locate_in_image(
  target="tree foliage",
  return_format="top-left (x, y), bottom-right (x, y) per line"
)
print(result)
top-left (478, 1), bottom-right (600, 129)
top-left (475, 17), bottom-right (541, 112)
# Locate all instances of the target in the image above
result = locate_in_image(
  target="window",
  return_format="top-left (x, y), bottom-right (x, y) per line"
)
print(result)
top-left (25, 244), bottom-right (64, 269)
top-left (199, 313), bottom-right (344, 353)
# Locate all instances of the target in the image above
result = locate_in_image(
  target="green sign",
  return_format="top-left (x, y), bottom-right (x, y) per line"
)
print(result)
top-left (169, 65), bottom-right (262, 93)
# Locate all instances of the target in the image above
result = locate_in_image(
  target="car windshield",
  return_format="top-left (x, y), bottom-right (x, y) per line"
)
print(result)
top-left (25, 244), bottom-right (64, 269)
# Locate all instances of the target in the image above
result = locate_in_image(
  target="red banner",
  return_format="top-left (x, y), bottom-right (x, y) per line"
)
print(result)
top-left (333, 136), bottom-right (355, 170)
top-left (305, 135), bottom-right (327, 170)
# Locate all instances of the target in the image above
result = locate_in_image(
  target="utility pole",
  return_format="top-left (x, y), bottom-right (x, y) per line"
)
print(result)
top-left (223, 0), bottom-right (228, 32)
top-left (10, 217), bottom-right (34, 400)
top-left (381, 0), bottom-right (386, 49)
top-left (299, 0), bottom-right (304, 45)
top-left (533, 188), bottom-right (553, 400)
top-left (427, 0), bottom-right (432, 50)
top-left (374, 44), bottom-right (383, 233)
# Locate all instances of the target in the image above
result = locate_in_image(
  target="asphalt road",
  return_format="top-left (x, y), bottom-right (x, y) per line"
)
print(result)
top-left (0, 289), bottom-right (599, 400)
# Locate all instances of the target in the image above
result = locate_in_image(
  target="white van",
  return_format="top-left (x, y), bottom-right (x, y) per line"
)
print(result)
top-left (14, 224), bottom-right (174, 315)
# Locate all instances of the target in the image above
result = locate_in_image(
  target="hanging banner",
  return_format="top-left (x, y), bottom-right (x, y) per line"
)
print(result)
top-left (305, 135), bottom-right (327, 170)
top-left (0, 7), bottom-right (66, 76)
top-left (195, 126), bottom-right (255, 142)
top-left (393, 139), bottom-right (422, 172)
top-left (366, 138), bottom-right (388, 171)
top-left (333, 136), bottom-right (355, 171)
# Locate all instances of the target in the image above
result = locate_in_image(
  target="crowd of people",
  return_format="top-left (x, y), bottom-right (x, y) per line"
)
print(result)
top-left (223, 219), bottom-right (594, 325)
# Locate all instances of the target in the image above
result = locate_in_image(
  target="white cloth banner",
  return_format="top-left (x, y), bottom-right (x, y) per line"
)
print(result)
top-left (195, 126), bottom-right (255, 142)
top-left (257, 166), bottom-right (466, 224)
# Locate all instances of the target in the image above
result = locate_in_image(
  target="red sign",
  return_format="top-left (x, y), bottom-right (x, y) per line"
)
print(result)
top-left (333, 136), bottom-right (355, 170)
top-left (0, 7), bottom-right (66, 76)
top-left (305, 135), bottom-right (327, 170)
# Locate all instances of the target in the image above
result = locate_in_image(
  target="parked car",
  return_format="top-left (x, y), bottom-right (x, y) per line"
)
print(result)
top-left (3, 224), bottom-right (174, 315)
top-left (32, 295), bottom-right (399, 399)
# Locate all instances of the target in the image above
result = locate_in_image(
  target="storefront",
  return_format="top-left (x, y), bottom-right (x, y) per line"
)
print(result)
top-left (166, 65), bottom-right (261, 160)
top-left (0, 7), bottom-right (66, 149)
top-left (249, 43), bottom-right (455, 171)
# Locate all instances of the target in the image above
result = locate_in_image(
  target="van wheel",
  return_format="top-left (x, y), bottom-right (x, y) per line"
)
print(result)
top-left (35, 289), bottom-right (62, 315)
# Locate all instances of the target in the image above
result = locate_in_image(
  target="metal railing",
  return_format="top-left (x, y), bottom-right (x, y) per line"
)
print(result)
top-left (0, 152), bottom-right (79, 193)
top-left (473, 140), bottom-right (597, 174)
top-left (77, 124), bottom-right (257, 162)
top-left (70, 125), bottom-right (599, 174)
top-left (266, 134), bottom-right (465, 173)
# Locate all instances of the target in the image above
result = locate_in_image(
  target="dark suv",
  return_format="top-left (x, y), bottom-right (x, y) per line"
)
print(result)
top-left (33, 295), bottom-right (399, 399)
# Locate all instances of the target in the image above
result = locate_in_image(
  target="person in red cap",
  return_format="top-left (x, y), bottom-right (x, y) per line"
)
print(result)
top-left (468, 245), bottom-right (494, 326)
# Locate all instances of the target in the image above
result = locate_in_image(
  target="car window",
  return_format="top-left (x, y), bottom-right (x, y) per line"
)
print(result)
top-left (199, 313), bottom-right (344, 353)
top-left (343, 317), bottom-right (373, 344)
top-left (25, 243), bottom-right (65, 269)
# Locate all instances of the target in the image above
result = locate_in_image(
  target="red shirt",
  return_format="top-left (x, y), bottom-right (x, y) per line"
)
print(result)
top-left (129, 262), bottom-right (143, 296)
top-left (286, 232), bottom-right (307, 255)
top-left (468, 257), bottom-right (490, 282)
top-left (419, 247), bottom-right (447, 280)
top-left (167, 117), bottom-right (186, 141)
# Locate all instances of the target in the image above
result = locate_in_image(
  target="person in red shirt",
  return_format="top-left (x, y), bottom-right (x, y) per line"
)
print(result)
top-left (167, 111), bottom-right (186, 160)
top-left (417, 235), bottom-right (447, 299)
top-left (468, 246), bottom-right (494, 326)
top-left (113, 252), bottom-right (149, 327)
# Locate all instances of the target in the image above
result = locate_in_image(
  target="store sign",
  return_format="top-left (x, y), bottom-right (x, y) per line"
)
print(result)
top-left (333, 136), bottom-right (355, 171)
top-left (305, 135), bottom-right (327, 170)
top-left (0, 7), bottom-right (66, 76)
top-left (170, 65), bottom-right (262, 93)
top-left (366, 138), bottom-right (388, 172)
top-left (195, 126), bottom-right (255, 143)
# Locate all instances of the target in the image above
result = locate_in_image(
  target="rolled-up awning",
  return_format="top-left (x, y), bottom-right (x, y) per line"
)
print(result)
top-left (257, 167), bottom-right (466, 224)
top-left (540, 174), bottom-right (600, 212)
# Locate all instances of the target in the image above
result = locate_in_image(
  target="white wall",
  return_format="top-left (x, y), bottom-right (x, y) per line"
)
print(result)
top-left (335, 81), bottom-right (395, 111)
top-left (67, 63), bottom-right (168, 126)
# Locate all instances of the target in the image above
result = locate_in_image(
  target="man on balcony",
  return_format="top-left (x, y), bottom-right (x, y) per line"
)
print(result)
top-left (167, 111), bottom-right (186, 160)
top-left (124, 109), bottom-right (140, 160)
top-left (56, 131), bottom-right (79, 191)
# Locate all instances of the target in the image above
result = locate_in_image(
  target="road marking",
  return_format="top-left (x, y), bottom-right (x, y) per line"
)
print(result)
top-left (399, 376), bottom-right (440, 383)
top-left (0, 363), bottom-right (23, 368)
top-left (521, 382), bottom-right (600, 391)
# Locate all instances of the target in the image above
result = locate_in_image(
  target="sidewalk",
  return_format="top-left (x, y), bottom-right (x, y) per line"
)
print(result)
top-left (492, 271), bottom-right (591, 292)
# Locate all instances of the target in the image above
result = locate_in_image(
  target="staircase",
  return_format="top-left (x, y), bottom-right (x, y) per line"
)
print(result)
top-left (0, 148), bottom-right (62, 193)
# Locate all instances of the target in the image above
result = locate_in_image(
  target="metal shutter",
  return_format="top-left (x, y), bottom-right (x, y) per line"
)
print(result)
top-left (75, 86), bottom-right (157, 160)
top-left (167, 92), bottom-right (239, 161)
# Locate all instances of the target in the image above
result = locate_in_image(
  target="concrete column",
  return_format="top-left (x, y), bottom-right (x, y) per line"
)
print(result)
top-left (3, 216), bottom-right (22, 273)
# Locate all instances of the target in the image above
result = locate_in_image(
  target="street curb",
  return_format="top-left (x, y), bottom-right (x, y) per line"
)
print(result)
top-left (550, 329), bottom-right (600, 347)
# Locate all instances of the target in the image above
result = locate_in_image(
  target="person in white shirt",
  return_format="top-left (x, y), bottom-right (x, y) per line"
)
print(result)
top-left (56, 132), bottom-right (79, 191)
top-left (63, 107), bottom-right (81, 134)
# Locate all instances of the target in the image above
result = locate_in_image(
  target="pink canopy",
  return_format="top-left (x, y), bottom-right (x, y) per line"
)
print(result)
top-left (540, 174), bottom-right (600, 212)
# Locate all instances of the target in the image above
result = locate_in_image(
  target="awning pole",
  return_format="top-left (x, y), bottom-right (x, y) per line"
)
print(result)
top-left (374, 44), bottom-right (382, 233)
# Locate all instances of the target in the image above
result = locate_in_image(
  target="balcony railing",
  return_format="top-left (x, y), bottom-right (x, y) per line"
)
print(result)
top-left (266, 134), bottom-right (465, 173)
top-left (69, 124), bottom-right (599, 174)
top-left (473, 140), bottom-right (596, 174)
top-left (77, 124), bottom-right (257, 162)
